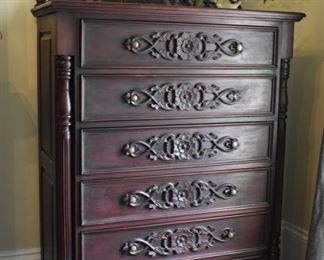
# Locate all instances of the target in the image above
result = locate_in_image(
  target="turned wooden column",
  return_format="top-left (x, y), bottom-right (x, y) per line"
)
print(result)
top-left (55, 55), bottom-right (73, 260)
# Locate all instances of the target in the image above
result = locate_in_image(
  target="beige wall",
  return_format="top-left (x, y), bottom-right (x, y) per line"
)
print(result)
top-left (243, 0), bottom-right (324, 231)
top-left (0, 0), bottom-right (322, 253)
top-left (0, 0), bottom-right (39, 251)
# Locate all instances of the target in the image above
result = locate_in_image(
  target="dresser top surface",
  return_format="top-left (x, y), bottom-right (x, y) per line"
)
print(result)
top-left (32, 0), bottom-right (305, 22)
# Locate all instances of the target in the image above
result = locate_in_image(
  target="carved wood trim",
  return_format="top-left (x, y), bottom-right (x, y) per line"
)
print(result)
top-left (124, 132), bottom-right (240, 161)
top-left (123, 181), bottom-right (238, 210)
top-left (125, 83), bottom-right (241, 111)
top-left (270, 58), bottom-right (290, 260)
top-left (125, 32), bottom-right (243, 61)
top-left (122, 225), bottom-right (236, 257)
top-left (55, 55), bottom-right (73, 260)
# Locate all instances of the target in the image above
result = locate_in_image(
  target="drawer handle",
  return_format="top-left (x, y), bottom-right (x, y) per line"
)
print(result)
top-left (131, 40), bottom-right (140, 50)
top-left (123, 181), bottom-right (238, 210)
top-left (125, 83), bottom-right (241, 111)
top-left (122, 226), bottom-right (236, 257)
top-left (221, 229), bottom-right (236, 240)
top-left (231, 139), bottom-right (240, 150)
top-left (235, 42), bottom-right (244, 53)
top-left (125, 31), bottom-right (243, 61)
top-left (124, 133), bottom-right (239, 161)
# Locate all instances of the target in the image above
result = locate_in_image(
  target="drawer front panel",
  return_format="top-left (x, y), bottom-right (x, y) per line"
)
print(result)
top-left (81, 214), bottom-right (267, 260)
top-left (81, 76), bottom-right (275, 122)
top-left (81, 124), bottom-right (272, 174)
top-left (81, 170), bottom-right (270, 225)
top-left (81, 19), bottom-right (277, 68)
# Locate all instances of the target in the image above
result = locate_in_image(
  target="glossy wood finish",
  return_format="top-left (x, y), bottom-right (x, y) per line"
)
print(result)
top-left (81, 123), bottom-right (272, 174)
top-left (82, 214), bottom-right (268, 260)
top-left (81, 170), bottom-right (270, 226)
top-left (55, 55), bottom-right (73, 260)
top-left (81, 76), bottom-right (276, 122)
top-left (32, 1), bottom-right (304, 259)
top-left (81, 19), bottom-right (277, 68)
top-left (39, 34), bottom-right (53, 157)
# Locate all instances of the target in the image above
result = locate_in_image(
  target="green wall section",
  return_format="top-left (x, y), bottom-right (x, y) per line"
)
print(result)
top-left (243, 0), bottom-right (324, 231)
top-left (0, 0), bottom-right (322, 252)
top-left (0, 0), bottom-right (39, 251)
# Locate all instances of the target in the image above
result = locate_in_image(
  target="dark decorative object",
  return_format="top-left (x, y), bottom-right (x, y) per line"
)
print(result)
top-left (124, 133), bottom-right (240, 161)
top-left (125, 83), bottom-right (241, 111)
top-left (125, 32), bottom-right (243, 61)
top-left (123, 181), bottom-right (238, 209)
top-left (122, 226), bottom-right (236, 257)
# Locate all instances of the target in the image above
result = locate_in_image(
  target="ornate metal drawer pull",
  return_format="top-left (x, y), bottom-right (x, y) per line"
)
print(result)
top-left (123, 181), bottom-right (238, 210)
top-left (125, 83), bottom-right (241, 111)
top-left (122, 226), bottom-right (236, 257)
top-left (125, 31), bottom-right (243, 61)
top-left (124, 132), bottom-right (239, 161)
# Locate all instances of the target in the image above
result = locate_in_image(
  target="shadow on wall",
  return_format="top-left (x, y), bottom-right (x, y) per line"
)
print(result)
top-left (0, 0), bottom-right (39, 252)
top-left (284, 52), bottom-right (324, 229)
top-left (0, 81), bottom-right (38, 251)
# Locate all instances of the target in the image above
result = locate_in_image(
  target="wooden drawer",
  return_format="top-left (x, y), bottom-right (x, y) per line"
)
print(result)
top-left (81, 214), bottom-right (268, 260)
top-left (81, 170), bottom-right (270, 226)
top-left (81, 19), bottom-right (277, 68)
top-left (81, 123), bottom-right (272, 175)
top-left (81, 75), bottom-right (276, 122)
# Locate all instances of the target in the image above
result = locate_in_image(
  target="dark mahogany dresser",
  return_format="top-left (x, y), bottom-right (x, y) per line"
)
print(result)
top-left (32, 1), bottom-right (304, 259)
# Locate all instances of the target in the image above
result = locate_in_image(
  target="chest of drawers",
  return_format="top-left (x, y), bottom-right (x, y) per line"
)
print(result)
top-left (32, 1), bottom-right (304, 259)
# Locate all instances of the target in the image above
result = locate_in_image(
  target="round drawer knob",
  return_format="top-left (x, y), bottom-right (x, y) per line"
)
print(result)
top-left (230, 188), bottom-right (238, 196)
top-left (231, 139), bottom-right (240, 150)
top-left (130, 94), bottom-right (139, 102)
top-left (223, 186), bottom-right (238, 197)
top-left (125, 92), bottom-right (141, 105)
top-left (130, 244), bottom-right (137, 253)
top-left (236, 42), bottom-right (244, 53)
top-left (222, 229), bottom-right (236, 240)
top-left (132, 40), bottom-right (140, 49)
top-left (126, 145), bottom-right (136, 157)
top-left (227, 231), bottom-right (235, 239)
top-left (129, 195), bottom-right (138, 204)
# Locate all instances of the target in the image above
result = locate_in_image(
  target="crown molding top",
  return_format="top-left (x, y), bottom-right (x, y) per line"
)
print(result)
top-left (31, 0), bottom-right (305, 22)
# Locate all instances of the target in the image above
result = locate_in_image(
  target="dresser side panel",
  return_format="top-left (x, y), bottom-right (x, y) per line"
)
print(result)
top-left (37, 14), bottom-right (58, 260)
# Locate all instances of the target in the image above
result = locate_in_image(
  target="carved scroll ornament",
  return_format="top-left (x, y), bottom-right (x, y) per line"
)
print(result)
top-left (123, 181), bottom-right (238, 210)
top-left (124, 132), bottom-right (239, 161)
top-left (125, 83), bottom-right (241, 111)
top-left (122, 226), bottom-right (236, 257)
top-left (125, 31), bottom-right (243, 61)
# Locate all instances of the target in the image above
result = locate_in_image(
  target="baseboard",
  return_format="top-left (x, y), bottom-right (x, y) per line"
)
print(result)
top-left (0, 248), bottom-right (40, 260)
top-left (281, 221), bottom-right (309, 260)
